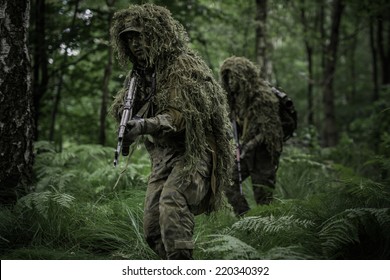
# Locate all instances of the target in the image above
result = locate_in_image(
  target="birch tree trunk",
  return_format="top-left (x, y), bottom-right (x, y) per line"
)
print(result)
top-left (0, 0), bottom-right (34, 204)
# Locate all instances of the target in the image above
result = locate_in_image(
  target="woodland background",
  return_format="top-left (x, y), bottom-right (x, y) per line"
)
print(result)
top-left (0, 0), bottom-right (389, 260)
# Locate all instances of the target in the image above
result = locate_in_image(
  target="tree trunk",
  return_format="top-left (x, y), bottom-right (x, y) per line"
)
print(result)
top-left (32, 0), bottom-right (48, 140)
top-left (306, 45), bottom-right (314, 126)
top-left (376, 8), bottom-right (390, 86)
top-left (48, 0), bottom-right (79, 144)
top-left (0, 0), bottom-right (34, 204)
top-left (99, 1), bottom-right (115, 145)
top-left (298, 1), bottom-right (315, 126)
top-left (255, 0), bottom-right (271, 80)
top-left (347, 28), bottom-right (358, 104)
top-left (322, 0), bottom-right (345, 147)
top-left (369, 16), bottom-right (379, 102)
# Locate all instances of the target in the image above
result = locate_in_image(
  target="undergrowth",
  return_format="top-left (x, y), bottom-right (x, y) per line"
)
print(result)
top-left (1, 140), bottom-right (389, 259)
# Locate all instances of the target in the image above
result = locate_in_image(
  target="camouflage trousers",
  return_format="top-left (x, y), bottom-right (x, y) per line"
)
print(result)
top-left (225, 143), bottom-right (281, 216)
top-left (143, 156), bottom-right (212, 260)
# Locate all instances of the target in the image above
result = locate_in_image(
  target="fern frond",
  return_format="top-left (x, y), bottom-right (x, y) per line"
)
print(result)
top-left (199, 234), bottom-right (259, 259)
top-left (16, 191), bottom-right (75, 219)
top-left (260, 245), bottom-right (317, 260)
top-left (51, 192), bottom-right (76, 209)
top-left (35, 167), bottom-right (78, 192)
top-left (231, 215), bottom-right (315, 234)
top-left (345, 178), bottom-right (390, 206)
top-left (319, 208), bottom-right (390, 258)
top-left (34, 141), bottom-right (56, 153)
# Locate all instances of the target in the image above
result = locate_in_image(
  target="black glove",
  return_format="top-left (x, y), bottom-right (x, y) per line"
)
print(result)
top-left (122, 119), bottom-right (145, 156)
top-left (240, 143), bottom-right (251, 160)
top-left (121, 114), bottom-right (175, 156)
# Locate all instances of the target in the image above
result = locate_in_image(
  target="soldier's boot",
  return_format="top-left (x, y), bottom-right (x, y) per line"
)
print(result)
top-left (253, 184), bottom-right (274, 205)
top-left (235, 200), bottom-right (250, 216)
top-left (146, 236), bottom-right (168, 260)
top-left (224, 187), bottom-right (250, 216)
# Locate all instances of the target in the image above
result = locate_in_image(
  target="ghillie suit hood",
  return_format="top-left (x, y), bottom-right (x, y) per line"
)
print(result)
top-left (220, 56), bottom-right (283, 154)
top-left (110, 4), bottom-right (234, 211)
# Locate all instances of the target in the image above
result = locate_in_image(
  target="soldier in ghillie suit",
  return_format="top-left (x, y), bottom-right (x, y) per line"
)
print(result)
top-left (220, 56), bottom-right (283, 216)
top-left (110, 4), bottom-right (233, 260)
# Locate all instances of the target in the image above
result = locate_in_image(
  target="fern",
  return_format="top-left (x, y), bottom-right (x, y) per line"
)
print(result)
top-left (325, 171), bottom-right (390, 208)
top-left (276, 147), bottom-right (332, 199)
top-left (36, 168), bottom-right (78, 192)
top-left (5, 189), bottom-right (78, 248)
top-left (199, 234), bottom-right (259, 259)
top-left (33, 141), bottom-right (150, 200)
top-left (346, 179), bottom-right (390, 207)
top-left (231, 215), bottom-right (315, 234)
top-left (260, 245), bottom-right (318, 260)
top-left (319, 208), bottom-right (390, 259)
top-left (16, 190), bottom-right (75, 219)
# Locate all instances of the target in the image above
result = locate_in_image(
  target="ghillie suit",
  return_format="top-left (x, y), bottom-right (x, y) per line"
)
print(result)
top-left (220, 56), bottom-right (283, 216)
top-left (110, 4), bottom-right (233, 259)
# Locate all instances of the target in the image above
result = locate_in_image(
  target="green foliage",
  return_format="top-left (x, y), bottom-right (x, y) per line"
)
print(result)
top-left (194, 147), bottom-right (390, 260)
top-left (199, 234), bottom-right (260, 260)
top-left (72, 203), bottom-right (155, 259)
top-left (0, 189), bottom-right (78, 255)
top-left (231, 215), bottom-right (315, 234)
top-left (2, 141), bottom-right (390, 259)
top-left (1, 141), bottom-right (153, 259)
top-left (34, 141), bottom-right (150, 201)
top-left (16, 190), bottom-right (75, 220)
top-left (275, 146), bottom-right (332, 199)
top-left (319, 208), bottom-right (390, 259)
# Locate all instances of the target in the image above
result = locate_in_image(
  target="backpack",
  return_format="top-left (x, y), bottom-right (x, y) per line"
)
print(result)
top-left (271, 87), bottom-right (298, 141)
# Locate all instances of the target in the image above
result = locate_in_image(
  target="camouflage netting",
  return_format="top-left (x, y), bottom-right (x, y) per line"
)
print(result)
top-left (110, 4), bottom-right (234, 211)
top-left (220, 56), bottom-right (283, 154)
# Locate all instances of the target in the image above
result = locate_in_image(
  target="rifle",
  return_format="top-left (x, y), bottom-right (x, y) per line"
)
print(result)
top-left (113, 71), bottom-right (139, 167)
top-left (231, 114), bottom-right (243, 195)
top-left (271, 87), bottom-right (294, 111)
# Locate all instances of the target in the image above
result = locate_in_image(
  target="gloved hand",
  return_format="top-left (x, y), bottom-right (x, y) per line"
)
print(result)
top-left (121, 114), bottom-right (176, 156)
top-left (240, 142), bottom-right (253, 160)
top-left (122, 119), bottom-right (145, 156)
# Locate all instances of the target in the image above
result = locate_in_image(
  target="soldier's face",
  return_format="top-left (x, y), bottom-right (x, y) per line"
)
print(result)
top-left (125, 31), bottom-right (148, 65)
top-left (225, 71), bottom-right (239, 94)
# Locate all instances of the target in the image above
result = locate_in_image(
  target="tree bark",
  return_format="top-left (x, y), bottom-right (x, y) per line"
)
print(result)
top-left (298, 1), bottom-right (315, 126)
top-left (255, 0), bottom-right (271, 80)
top-left (376, 8), bottom-right (390, 86)
top-left (99, 0), bottom-right (115, 145)
top-left (0, 0), bottom-right (34, 204)
top-left (31, 0), bottom-right (48, 140)
top-left (369, 16), bottom-right (379, 102)
top-left (322, 0), bottom-right (345, 147)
